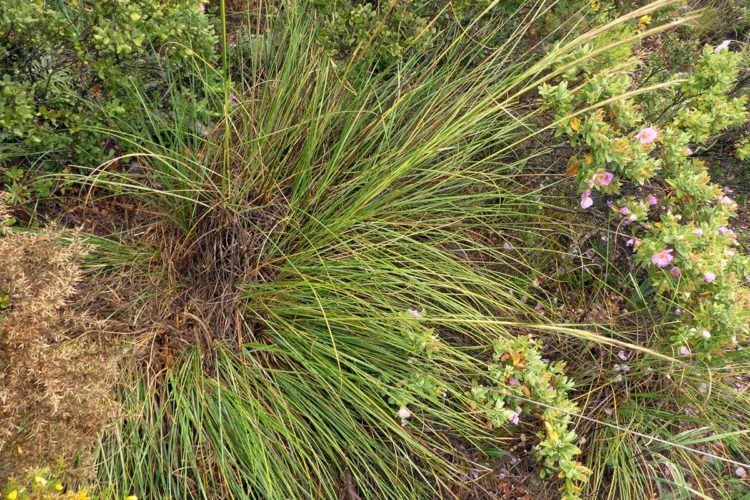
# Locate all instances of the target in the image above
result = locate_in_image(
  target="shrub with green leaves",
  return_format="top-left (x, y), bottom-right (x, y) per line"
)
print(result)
top-left (0, 0), bottom-right (217, 184)
top-left (540, 41), bottom-right (750, 360)
top-left (472, 336), bottom-right (591, 499)
top-left (312, 0), bottom-right (609, 69)
top-left (313, 0), bottom-right (433, 67)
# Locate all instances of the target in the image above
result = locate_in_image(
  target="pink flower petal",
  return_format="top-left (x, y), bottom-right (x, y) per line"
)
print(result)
top-left (637, 127), bottom-right (658, 145)
top-left (651, 249), bottom-right (674, 268)
top-left (397, 407), bottom-right (411, 419)
top-left (594, 171), bottom-right (614, 186)
top-left (715, 40), bottom-right (732, 52)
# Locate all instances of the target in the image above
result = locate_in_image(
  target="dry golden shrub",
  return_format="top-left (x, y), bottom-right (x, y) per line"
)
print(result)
top-left (0, 209), bottom-right (119, 481)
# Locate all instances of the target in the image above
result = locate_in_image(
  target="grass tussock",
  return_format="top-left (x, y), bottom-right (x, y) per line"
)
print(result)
top-left (76, 2), bottom-right (599, 497)
top-left (3, 0), bottom-right (749, 498)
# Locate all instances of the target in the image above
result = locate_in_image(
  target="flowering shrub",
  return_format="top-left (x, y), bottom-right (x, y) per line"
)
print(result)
top-left (471, 336), bottom-right (590, 499)
top-left (3, 470), bottom-right (86, 500)
top-left (384, 311), bottom-right (592, 498)
top-left (386, 309), bottom-right (449, 421)
top-left (540, 41), bottom-right (750, 359)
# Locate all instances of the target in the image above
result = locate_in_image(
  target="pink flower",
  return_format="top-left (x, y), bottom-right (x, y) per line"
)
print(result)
top-left (685, 147), bottom-right (693, 156)
top-left (693, 228), bottom-right (703, 237)
top-left (619, 206), bottom-right (630, 215)
top-left (675, 308), bottom-right (683, 315)
top-left (648, 195), bottom-right (658, 206)
top-left (651, 249), bottom-right (674, 268)
top-left (637, 127), bottom-right (658, 144)
top-left (714, 40), bottom-right (732, 53)
top-left (503, 242), bottom-right (511, 250)
top-left (408, 308), bottom-right (422, 319)
top-left (508, 411), bottom-right (520, 425)
top-left (719, 195), bottom-right (737, 210)
top-left (397, 407), bottom-right (411, 420)
top-left (593, 171), bottom-right (614, 186)
top-left (704, 271), bottom-right (716, 283)
top-left (229, 94), bottom-right (238, 105)
top-left (670, 266), bottom-right (681, 278)
top-left (702, 330), bottom-right (711, 339)
top-left (617, 350), bottom-right (628, 361)
top-left (679, 346), bottom-right (691, 356)
top-left (580, 190), bottom-right (593, 209)
top-left (199, 2), bottom-right (206, 12)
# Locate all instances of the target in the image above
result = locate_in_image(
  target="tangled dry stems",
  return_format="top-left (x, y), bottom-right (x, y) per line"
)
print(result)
top-left (0, 207), bottom-right (119, 481)
top-left (172, 203), bottom-right (281, 345)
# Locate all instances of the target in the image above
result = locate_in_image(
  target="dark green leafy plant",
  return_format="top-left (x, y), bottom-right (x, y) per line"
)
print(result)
top-left (0, 0), bottom-right (218, 187)
top-left (311, 0), bottom-right (609, 69)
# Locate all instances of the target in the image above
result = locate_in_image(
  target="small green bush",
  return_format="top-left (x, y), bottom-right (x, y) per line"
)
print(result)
top-left (0, 0), bottom-right (217, 183)
top-left (472, 336), bottom-right (591, 499)
top-left (313, 0), bottom-right (432, 67)
top-left (312, 0), bottom-right (607, 69)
